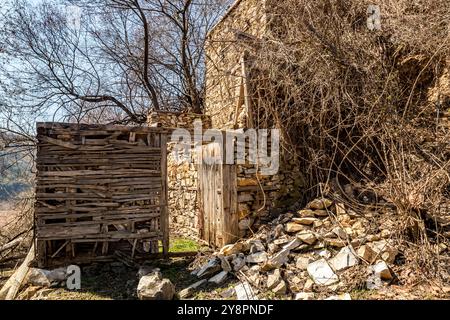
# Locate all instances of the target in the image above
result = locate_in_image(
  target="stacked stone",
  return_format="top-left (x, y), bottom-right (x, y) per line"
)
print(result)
top-left (205, 0), bottom-right (268, 130)
top-left (167, 143), bottom-right (200, 239)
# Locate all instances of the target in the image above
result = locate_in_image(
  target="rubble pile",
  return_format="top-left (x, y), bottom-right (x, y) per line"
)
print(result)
top-left (187, 197), bottom-right (448, 300)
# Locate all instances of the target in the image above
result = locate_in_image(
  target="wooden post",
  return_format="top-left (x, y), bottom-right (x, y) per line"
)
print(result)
top-left (160, 133), bottom-right (169, 255)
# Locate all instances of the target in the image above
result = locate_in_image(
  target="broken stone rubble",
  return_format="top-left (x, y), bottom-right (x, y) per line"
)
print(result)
top-left (189, 196), bottom-right (402, 300)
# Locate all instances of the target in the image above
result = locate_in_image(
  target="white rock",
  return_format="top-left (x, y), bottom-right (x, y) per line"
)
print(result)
top-left (246, 252), bottom-right (268, 264)
top-left (318, 249), bottom-right (332, 259)
top-left (285, 223), bottom-right (306, 233)
top-left (235, 282), bottom-right (258, 300)
top-left (27, 267), bottom-right (67, 287)
top-left (209, 271), bottom-right (228, 285)
top-left (196, 258), bottom-right (221, 278)
top-left (295, 292), bottom-right (315, 300)
top-left (267, 269), bottom-right (282, 290)
top-left (307, 259), bottom-right (339, 286)
top-left (282, 238), bottom-right (301, 251)
top-left (329, 246), bottom-right (359, 271)
top-left (295, 256), bottom-right (312, 270)
top-left (325, 293), bottom-right (351, 300)
top-left (137, 271), bottom-right (175, 300)
top-left (372, 261), bottom-right (393, 281)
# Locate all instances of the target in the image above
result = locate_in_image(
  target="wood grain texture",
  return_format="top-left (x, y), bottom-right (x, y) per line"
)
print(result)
top-left (35, 123), bottom-right (169, 267)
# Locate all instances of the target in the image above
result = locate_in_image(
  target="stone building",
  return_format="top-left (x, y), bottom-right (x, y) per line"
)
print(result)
top-left (148, 0), bottom-right (305, 246)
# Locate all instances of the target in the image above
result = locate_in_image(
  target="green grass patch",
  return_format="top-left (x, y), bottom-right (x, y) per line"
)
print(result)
top-left (169, 238), bottom-right (199, 253)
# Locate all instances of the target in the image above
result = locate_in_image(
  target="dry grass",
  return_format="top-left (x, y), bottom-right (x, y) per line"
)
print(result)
top-left (239, 0), bottom-right (450, 285)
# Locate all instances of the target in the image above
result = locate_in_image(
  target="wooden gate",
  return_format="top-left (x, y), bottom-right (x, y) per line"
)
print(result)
top-left (198, 143), bottom-right (238, 248)
top-left (35, 123), bottom-right (169, 267)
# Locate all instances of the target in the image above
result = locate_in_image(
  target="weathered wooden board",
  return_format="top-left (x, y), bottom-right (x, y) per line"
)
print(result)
top-left (34, 122), bottom-right (169, 267)
top-left (198, 142), bottom-right (238, 248)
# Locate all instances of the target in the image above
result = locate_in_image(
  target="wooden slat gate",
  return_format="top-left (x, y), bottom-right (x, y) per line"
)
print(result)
top-left (35, 123), bottom-right (169, 267)
top-left (198, 142), bottom-right (239, 248)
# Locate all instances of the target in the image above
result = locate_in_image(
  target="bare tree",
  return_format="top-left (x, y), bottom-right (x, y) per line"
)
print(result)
top-left (0, 0), bottom-right (232, 125)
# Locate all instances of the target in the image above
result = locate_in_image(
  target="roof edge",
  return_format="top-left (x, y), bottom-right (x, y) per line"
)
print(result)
top-left (207, 0), bottom-right (244, 38)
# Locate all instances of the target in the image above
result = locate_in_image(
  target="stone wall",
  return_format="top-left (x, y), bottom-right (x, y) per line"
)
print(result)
top-left (204, 0), bottom-right (307, 239)
top-left (233, 141), bottom-right (306, 237)
top-left (205, 0), bottom-right (268, 130)
top-left (167, 143), bottom-right (200, 239)
top-left (148, 111), bottom-right (204, 239)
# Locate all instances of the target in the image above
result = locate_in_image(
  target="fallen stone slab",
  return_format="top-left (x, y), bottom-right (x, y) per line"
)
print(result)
top-left (196, 258), bottom-right (222, 278)
top-left (209, 271), bottom-right (228, 285)
top-left (292, 217), bottom-right (317, 225)
top-left (26, 267), bottom-right (67, 288)
top-left (272, 280), bottom-right (287, 295)
top-left (235, 282), bottom-right (258, 300)
top-left (178, 279), bottom-right (207, 299)
top-left (296, 256), bottom-right (313, 270)
top-left (297, 209), bottom-right (316, 218)
top-left (246, 252), bottom-right (268, 264)
top-left (285, 223), bottom-right (308, 233)
top-left (267, 269), bottom-right (282, 290)
top-left (220, 243), bottom-right (244, 256)
top-left (264, 248), bottom-right (290, 270)
top-left (295, 292), bottom-right (315, 300)
top-left (325, 293), bottom-right (351, 300)
top-left (297, 232), bottom-right (317, 245)
top-left (282, 238), bottom-right (301, 251)
top-left (329, 246), bottom-right (359, 271)
top-left (307, 259), bottom-right (339, 286)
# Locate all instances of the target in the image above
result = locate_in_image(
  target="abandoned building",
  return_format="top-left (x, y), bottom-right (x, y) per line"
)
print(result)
top-left (33, 0), bottom-right (305, 267)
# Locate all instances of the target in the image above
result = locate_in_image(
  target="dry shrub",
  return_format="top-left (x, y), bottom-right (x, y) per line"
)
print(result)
top-left (246, 0), bottom-right (450, 281)
top-left (0, 193), bottom-right (34, 266)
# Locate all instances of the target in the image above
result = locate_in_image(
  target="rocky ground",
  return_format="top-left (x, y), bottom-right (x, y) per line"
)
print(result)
top-left (0, 202), bottom-right (15, 228)
top-left (182, 197), bottom-right (449, 300)
top-left (2, 198), bottom-right (449, 300)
